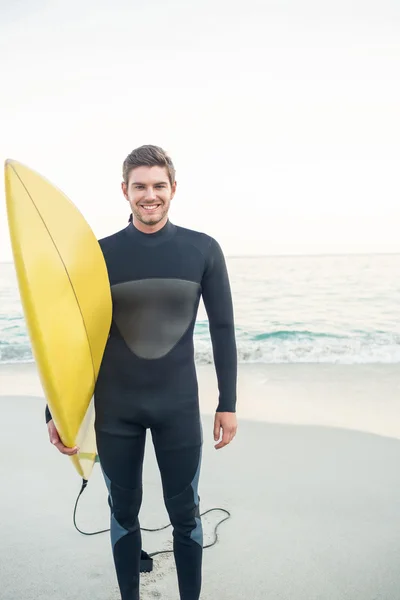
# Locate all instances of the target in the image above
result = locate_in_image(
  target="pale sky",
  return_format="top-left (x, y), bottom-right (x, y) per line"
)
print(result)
top-left (1, 0), bottom-right (400, 259)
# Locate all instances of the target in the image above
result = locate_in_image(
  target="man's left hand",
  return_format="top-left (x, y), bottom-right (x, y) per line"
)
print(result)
top-left (213, 412), bottom-right (237, 450)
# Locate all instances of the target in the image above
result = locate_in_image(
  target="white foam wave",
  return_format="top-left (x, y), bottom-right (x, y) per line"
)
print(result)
top-left (194, 334), bottom-right (400, 364)
top-left (2, 333), bottom-right (400, 365)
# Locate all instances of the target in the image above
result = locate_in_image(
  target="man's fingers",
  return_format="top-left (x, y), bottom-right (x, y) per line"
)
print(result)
top-left (215, 429), bottom-right (231, 450)
top-left (214, 420), bottom-right (220, 441)
top-left (51, 433), bottom-right (79, 455)
top-left (53, 441), bottom-right (79, 456)
top-left (214, 426), bottom-right (237, 449)
top-left (48, 425), bottom-right (61, 446)
top-left (48, 422), bottom-right (79, 455)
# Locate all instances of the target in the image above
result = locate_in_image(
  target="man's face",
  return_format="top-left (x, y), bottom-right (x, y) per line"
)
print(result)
top-left (122, 165), bottom-right (176, 227)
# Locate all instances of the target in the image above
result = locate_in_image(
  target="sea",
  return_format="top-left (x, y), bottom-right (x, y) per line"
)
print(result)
top-left (1, 253), bottom-right (399, 366)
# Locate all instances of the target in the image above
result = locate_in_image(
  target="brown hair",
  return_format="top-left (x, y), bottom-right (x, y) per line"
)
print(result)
top-left (122, 145), bottom-right (176, 187)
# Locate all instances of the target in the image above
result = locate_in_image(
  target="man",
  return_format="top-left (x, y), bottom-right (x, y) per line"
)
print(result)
top-left (46, 145), bottom-right (238, 600)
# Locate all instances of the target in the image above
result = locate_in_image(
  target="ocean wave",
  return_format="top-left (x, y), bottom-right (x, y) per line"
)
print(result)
top-left (251, 330), bottom-right (346, 341)
top-left (0, 341), bottom-right (34, 364)
top-left (194, 329), bottom-right (400, 364)
top-left (1, 329), bottom-right (400, 365)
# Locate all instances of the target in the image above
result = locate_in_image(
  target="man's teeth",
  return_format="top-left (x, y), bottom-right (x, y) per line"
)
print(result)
top-left (142, 205), bottom-right (159, 211)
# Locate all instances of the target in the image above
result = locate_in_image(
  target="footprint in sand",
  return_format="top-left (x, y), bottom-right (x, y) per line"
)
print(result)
top-left (140, 553), bottom-right (175, 598)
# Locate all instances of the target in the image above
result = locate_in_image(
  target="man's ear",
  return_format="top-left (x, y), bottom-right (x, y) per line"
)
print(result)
top-left (121, 181), bottom-right (129, 201)
top-left (171, 180), bottom-right (177, 200)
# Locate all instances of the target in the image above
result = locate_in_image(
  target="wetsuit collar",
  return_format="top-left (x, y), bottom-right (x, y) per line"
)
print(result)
top-left (126, 219), bottom-right (176, 245)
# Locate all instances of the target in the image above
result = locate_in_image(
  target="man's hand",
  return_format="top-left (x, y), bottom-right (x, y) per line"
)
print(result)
top-left (213, 412), bottom-right (237, 450)
top-left (47, 420), bottom-right (79, 456)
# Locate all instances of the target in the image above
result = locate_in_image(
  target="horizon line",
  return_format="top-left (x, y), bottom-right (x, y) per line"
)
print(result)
top-left (1, 251), bottom-right (400, 264)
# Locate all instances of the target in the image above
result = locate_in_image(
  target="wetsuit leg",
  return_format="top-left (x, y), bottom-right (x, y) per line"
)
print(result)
top-left (95, 424), bottom-right (146, 600)
top-left (151, 397), bottom-right (203, 600)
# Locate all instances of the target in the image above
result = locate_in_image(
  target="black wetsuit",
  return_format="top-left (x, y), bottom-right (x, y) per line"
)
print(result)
top-left (46, 219), bottom-right (237, 600)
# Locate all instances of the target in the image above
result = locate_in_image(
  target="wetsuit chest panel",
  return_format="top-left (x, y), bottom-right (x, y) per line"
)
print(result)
top-left (111, 278), bottom-right (201, 359)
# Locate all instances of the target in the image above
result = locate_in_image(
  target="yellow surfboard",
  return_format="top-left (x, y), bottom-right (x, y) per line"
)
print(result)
top-left (4, 160), bottom-right (112, 480)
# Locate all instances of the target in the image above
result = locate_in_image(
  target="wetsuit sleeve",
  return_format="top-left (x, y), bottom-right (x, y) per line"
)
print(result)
top-left (201, 238), bottom-right (237, 413)
top-left (45, 404), bottom-right (52, 423)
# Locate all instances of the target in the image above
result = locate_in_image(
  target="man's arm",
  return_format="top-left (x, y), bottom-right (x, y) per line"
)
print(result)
top-left (201, 237), bottom-right (237, 414)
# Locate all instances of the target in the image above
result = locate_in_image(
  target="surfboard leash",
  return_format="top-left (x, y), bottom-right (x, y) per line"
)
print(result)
top-left (72, 478), bottom-right (231, 573)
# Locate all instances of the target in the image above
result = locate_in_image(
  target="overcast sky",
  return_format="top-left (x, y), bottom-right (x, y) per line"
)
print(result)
top-left (1, 0), bottom-right (400, 258)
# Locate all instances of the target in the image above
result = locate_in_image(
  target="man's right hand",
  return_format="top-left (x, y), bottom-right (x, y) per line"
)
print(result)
top-left (47, 420), bottom-right (79, 456)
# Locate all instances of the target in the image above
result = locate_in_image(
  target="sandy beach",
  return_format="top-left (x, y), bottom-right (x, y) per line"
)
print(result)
top-left (1, 361), bottom-right (400, 599)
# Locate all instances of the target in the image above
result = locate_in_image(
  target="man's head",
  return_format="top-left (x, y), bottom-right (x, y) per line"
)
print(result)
top-left (122, 145), bottom-right (177, 231)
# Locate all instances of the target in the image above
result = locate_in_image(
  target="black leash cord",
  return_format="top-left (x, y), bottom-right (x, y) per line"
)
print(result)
top-left (73, 478), bottom-right (231, 558)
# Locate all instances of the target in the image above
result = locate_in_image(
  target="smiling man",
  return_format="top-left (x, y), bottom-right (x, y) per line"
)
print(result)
top-left (46, 145), bottom-right (238, 600)
top-left (127, 163), bottom-right (172, 224)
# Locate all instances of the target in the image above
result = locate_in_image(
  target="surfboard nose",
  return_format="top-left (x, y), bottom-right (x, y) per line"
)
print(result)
top-left (5, 158), bottom-right (28, 172)
top-left (4, 159), bottom-right (22, 182)
top-left (4, 160), bottom-right (20, 197)
top-left (5, 158), bottom-right (17, 168)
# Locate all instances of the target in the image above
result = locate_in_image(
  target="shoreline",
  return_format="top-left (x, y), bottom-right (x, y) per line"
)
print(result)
top-left (1, 361), bottom-right (400, 439)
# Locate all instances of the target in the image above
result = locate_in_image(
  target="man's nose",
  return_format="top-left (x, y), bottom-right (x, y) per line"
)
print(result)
top-left (144, 187), bottom-right (157, 200)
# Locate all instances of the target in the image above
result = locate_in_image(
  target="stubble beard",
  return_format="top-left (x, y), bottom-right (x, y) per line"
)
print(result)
top-left (133, 201), bottom-right (170, 226)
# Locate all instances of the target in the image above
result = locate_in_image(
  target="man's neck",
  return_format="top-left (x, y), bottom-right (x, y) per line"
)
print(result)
top-left (132, 215), bottom-right (169, 235)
